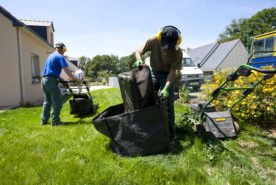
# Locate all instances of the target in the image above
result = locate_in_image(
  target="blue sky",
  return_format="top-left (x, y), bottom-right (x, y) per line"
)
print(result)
top-left (1, 0), bottom-right (275, 58)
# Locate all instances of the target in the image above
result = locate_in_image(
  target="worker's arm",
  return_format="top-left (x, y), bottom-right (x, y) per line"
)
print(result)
top-left (166, 69), bottom-right (176, 87)
top-left (62, 66), bottom-right (82, 83)
top-left (134, 38), bottom-right (152, 67)
top-left (133, 50), bottom-right (143, 67)
top-left (135, 50), bottom-right (142, 60)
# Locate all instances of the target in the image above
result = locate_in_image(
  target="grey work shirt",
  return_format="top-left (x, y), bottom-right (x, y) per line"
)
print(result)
top-left (137, 36), bottom-right (182, 72)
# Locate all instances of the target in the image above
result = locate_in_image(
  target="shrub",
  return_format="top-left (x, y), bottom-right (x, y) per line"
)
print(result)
top-left (178, 84), bottom-right (190, 103)
top-left (201, 66), bottom-right (276, 125)
top-left (85, 77), bottom-right (96, 83)
top-left (97, 70), bottom-right (115, 84)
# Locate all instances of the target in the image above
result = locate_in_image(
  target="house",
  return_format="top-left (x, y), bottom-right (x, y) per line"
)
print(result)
top-left (187, 39), bottom-right (249, 76)
top-left (0, 6), bottom-right (54, 106)
top-left (20, 19), bottom-right (55, 46)
top-left (66, 56), bottom-right (79, 67)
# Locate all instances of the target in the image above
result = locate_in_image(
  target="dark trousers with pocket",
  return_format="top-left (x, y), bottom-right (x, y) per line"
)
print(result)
top-left (151, 69), bottom-right (175, 140)
top-left (41, 76), bottom-right (63, 124)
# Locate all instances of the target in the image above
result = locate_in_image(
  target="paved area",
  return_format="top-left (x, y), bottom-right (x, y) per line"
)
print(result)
top-left (73, 85), bottom-right (111, 93)
top-left (0, 85), bottom-right (112, 113)
top-left (186, 87), bottom-right (202, 104)
top-left (62, 85), bottom-right (111, 94)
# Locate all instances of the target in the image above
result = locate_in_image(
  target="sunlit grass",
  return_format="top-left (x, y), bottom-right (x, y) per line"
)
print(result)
top-left (0, 88), bottom-right (275, 185)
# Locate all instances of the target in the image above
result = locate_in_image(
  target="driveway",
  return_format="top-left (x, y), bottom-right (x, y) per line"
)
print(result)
top-left (60, 85), bottom-right (112, 94)
top-left (69, 85), bottom-right (111, 93)
top-left (187, 87), bottom-right (202, 104)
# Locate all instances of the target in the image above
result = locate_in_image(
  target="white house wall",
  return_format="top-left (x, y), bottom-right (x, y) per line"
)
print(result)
top-left (0, 13), bottom-right (21, 106)
top-left (20, 28), bottom-right (54, 104)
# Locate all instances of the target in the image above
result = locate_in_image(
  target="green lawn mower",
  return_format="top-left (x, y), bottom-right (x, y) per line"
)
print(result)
top-left (185, 64), bottom-right (276, 139)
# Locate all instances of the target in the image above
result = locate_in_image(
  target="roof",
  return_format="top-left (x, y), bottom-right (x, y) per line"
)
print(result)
top-left (187, 39), bottom-right (240, 70)
top-left (0, 5), bottom-right (23, 26)
top-left (0, 6), bottom-right (53, 48)
top-left (254, 30), bottom-right (276, 38)
top-left (67, 56), bottom-right (79, 61)
top-left (187, 41), bottom-right (219, 65)
top-left (20, 19), bottom-right (55, 31)
top-left (201, 39), bottom-right (240, 70)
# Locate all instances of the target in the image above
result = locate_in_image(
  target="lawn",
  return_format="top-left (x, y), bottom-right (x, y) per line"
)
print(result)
top-left (0, 88), bottom-right (275, 185)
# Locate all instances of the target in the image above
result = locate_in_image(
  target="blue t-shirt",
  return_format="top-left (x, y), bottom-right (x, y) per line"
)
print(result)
top-left (42, 52), bottom-right (68, 77)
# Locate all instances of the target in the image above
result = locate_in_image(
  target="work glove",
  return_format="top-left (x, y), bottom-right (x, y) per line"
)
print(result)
top-left (160, 85), bottom-right (170, 98)
top-left (133, 59), bottom-right (143, 68)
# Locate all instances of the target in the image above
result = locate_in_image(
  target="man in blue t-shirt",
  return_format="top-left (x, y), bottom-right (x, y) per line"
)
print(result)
top-left (41, 42), bottom-right (81, 126)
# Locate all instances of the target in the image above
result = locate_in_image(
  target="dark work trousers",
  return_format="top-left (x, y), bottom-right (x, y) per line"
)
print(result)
top-left (41, 76), bottom-right (63, 124)
top-left (151, 69), bottom-right (175, 140)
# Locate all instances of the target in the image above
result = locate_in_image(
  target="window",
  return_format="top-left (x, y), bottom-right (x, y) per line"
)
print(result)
top-left (254, 39), bottom-right (265, 57)
top-left (254, 36), bottom-right (275, 58)
top-left (182, 58), bottom-right (196, 67)
top-left (31, 54), bottom-right (40, 83)
top-left (265, 36), bottom-right (274, 53)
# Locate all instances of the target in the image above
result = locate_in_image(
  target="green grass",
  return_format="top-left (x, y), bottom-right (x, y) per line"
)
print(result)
top-left (0, 88), bottom-right (275, 185)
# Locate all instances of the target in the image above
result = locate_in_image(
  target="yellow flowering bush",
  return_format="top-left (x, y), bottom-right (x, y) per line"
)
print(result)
top-left (201, 66), bottom-right (276, 125)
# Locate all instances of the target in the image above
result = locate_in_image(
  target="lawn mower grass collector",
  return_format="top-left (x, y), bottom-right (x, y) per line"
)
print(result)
top-left (60, 80), bottom-right (96, 116)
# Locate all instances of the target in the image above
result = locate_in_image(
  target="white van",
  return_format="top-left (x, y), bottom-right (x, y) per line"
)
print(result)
top-left (145, 52), bottom-right (205, 91)
top-left (180, 52), bottom-right (205, 91)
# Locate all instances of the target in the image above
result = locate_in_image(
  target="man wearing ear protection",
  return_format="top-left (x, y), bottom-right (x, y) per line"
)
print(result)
top-left (41, 42), bottom-right (82, 126)
top-left (135, 26), bottom-right (183, 145)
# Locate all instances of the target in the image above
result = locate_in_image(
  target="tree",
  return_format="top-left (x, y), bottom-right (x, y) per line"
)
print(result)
top-left (109, 55), bottom-right (120, 74)
top-left (85, 55), bottom-right (117, 80)
top-left (249, 8), bottom-right (276, 36)
top-left (78, 56), bottom-right (90, 68)
top-left (218, 7), bottom-right (276, 49)
top-left (116, 52), bottom-right (151, 74)
top-left (117, 52), bottom-right (136, 73)
top-left (82, 51), bottom-right (150, 82)
top-left (218, 18), bottom-right (249, 43)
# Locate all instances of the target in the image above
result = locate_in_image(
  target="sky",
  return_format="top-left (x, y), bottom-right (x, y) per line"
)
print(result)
top-left (1, 0), bottom-right (275, 58)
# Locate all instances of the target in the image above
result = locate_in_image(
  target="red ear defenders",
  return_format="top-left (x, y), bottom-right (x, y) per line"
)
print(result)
top-left (156, 25), bottom-right (182, 45)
